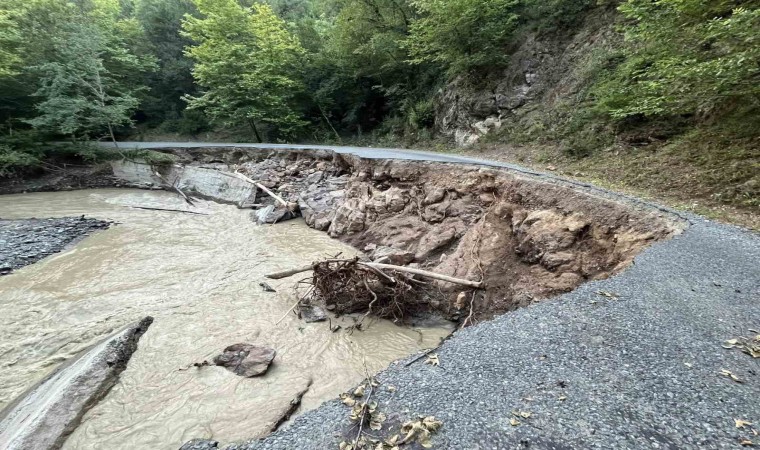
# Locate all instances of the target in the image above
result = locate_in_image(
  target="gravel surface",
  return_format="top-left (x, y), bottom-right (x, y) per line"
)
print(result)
top-left (0, 217), bottom-right (110, 275)
top-left (98, 143), bottom-right (760, 448)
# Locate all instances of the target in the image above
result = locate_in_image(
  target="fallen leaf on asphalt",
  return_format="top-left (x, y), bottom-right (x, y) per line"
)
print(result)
top-left (509, 418), bottom-right (520, 426)
top-left (370, 411), bottom-right (386, 430)
top-left (723, 335), bottom-right (760, 358)
top-left (339, 441), bottom-right (353, 450)
top-left (736, 419), bottom-right (754, 429)
top-left (595, 290), bottom-right (620, 299)
top-left (424, 353), bottom-right (440, 367)
top-left (385, 434), bottom-right (400, 446)
top-left (720, 369), bottom-right (743, 383)
top-left (740, 439), bottom-right (754, 447)
top-left (512, 410), bottom-right (532, 419)
top-left (354, 384), bottom-right (366, 397)
top-left (340, 393), bottom-right (356, 406)
top-left (724, 339), bottom-right (740, 348)
top-left (387, 385), bottom-right (397, 393)
top-left (398, 416), bottom-right (442, 448)
top-left (559, 395), bottom-right (567, 401)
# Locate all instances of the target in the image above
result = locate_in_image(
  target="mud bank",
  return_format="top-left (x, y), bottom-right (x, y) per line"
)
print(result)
top-left (0, 217), bottom-right (110, 275)
top-left (109, 147), bottom-right (684, 322)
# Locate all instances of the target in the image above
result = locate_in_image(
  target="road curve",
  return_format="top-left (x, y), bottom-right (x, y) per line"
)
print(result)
top-left (112, 142), bottom-right (759, 450)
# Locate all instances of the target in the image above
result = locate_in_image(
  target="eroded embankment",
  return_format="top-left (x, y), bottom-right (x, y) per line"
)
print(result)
top-left (113, 147), bottom-right (685, 322)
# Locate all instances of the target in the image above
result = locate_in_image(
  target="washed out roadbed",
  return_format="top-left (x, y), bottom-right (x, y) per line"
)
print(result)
top-left (0, 216), bottom-right (110, 275)
top-left (99, 143), bottom-right (757, 450)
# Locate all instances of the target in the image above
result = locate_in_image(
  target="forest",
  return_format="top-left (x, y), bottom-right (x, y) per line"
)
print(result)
top-left (0, 0), bottom-right (758, 206)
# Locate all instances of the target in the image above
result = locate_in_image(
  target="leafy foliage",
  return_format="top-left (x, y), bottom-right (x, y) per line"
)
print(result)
top-left (0, 9), bottom-right (20, 78)
top-left (27, 20), bottom-right (154, 140)
top-left (406, 0), bottom-right (520, 74)
top-left (182, 0), bottom-right (306, 140)
top-left (134, 0), bottom-right (198, 123)
top-left (596, 0), bottom-right (760, 119)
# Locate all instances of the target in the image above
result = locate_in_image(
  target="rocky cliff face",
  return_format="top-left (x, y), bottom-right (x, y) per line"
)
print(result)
top-left (435, 8), bottom-right (617, 146)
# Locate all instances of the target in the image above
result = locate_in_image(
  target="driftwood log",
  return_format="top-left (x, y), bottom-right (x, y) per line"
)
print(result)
top-left (231, 171), bottom-right (292, 209)
top-left (265, 260), bottom-right (483, 289)
top-left (128, 206), bottom-right (209, 215)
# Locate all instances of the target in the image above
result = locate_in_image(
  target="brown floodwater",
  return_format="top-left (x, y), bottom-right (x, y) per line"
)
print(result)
top-left (0, 189), bottom-right (452, 449)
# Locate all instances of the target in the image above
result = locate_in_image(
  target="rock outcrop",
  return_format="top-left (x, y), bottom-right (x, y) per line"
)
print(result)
top-left (434, 8), bottom-right (618, 146)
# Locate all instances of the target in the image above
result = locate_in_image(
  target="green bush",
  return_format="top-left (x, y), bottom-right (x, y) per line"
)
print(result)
top-left (596, 0), bottom-right (760, 120)
top-left (406, 0), bottom-right (520, 74)
top-left (0, 144), bottom-right (40, 177)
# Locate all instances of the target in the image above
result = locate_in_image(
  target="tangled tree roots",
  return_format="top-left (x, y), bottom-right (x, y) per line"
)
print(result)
top-left (309, 258), bottom-right (437, 321)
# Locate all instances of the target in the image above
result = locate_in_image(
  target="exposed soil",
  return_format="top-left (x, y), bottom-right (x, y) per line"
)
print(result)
top-left (0, 216), bottom-right (111, 275)
top-left (458, 141), bottom-right (760, 231)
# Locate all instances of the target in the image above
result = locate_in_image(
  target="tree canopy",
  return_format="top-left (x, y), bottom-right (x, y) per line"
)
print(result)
top-left (0, 0), bottom-right (756, 146)
top-left (182, 0), bottom-right (306, 141)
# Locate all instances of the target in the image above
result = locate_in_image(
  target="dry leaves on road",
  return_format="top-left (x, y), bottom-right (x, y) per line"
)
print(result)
top-left (424, 353), bottom-right (440, 367)
top-left (723, 335), bottom-right (760, 359)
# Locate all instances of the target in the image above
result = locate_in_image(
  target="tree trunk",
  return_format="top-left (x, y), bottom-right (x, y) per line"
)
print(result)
top-left (317, 103), bottom-right (341, 142)
top-left (248, 119), bottom-right (262, 143)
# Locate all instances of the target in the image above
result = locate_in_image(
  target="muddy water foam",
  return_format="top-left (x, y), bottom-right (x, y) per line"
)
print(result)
top-left (0, 189), bottom-right (452, 449)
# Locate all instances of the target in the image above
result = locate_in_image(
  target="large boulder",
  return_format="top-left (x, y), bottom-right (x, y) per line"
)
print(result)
top-left (213, 344), bottom-right (275, 377)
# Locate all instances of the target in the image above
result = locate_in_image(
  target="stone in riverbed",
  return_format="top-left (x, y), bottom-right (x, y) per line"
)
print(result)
top-left (213, 344), bottom-right (275, 377)
top-left (299, 304), bottom-right (327, 323)
top-left (180, 439), bottom-right (219, 450)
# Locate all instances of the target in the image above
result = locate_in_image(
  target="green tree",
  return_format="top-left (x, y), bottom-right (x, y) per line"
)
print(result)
top-left (182, 0), bottom-right (306, 141)
top-left (135, 0), bottom-right (198, 123)
top-left (0, 9), bottom-right (20, 78)
top-left (597, 0), bottom-right (760, 119)
top-left (406, 0), bottom-right (520, 74)
top-left (26, 18), bottom-right (155, 141)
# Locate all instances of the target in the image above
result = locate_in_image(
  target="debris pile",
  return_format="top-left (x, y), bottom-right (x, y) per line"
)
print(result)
top-left (309, 258), bottom-right (434, 321)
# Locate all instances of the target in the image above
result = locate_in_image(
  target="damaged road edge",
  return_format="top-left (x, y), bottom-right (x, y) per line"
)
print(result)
top-left (0, 316), bottom-right (154, 450)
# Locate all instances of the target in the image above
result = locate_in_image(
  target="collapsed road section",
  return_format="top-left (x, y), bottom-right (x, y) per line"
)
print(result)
top-left (111, 146), bottom-right (684, 323)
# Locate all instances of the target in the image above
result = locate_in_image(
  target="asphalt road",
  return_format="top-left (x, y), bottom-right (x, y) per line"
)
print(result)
top-left (114, 142), bottom-right (760, 450)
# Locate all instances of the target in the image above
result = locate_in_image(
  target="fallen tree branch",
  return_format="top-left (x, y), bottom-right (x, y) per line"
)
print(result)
top-left (355, 358), bottom-right (374, 447)
top-left (128, 206), bottom-right (209, 215)
top-left (275, 285), bottom-right (314, 325)
top-left (363, 262), bottom-right (483, 288)
top-left (231, 171), bottom-right (290, 208)
top-left (266, 260), bottom-right (483, 288)
top-left (152, 170), bottom-right (195, 206)
top-left (267, 378), bottom-right (313, 434)
top-left (267, 264), bottom-right (315, 280)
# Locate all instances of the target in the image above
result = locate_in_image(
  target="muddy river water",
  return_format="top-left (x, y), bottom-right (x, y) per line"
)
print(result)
top-left (0, 189), bottom-right (452, 449)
